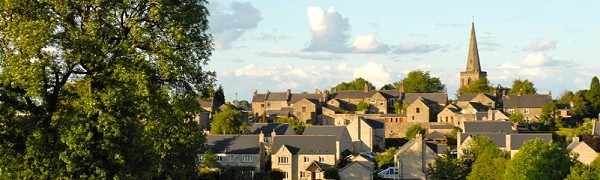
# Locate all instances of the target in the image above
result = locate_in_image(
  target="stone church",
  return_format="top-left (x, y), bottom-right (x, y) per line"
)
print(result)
top-left (460, 22), bottom-right (487, 87)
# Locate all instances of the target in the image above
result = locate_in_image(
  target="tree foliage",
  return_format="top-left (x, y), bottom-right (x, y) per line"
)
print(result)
top-left (459, 78), bottom-right (494, 94)
top-left (357, 100), bottom-right (369, 111)
top-left (394, 70), bottom-right (445, 93)
top-left (557, 90), bottom-right (575, 104)
top-left (0, 0), bottom-right (213, 178)
top-left (331, 78), bottom-right (375, 91)
top-left (375, 147), bottom-right (396, 169)
top-left (405, 124), bottom-right (427, 140)
top-left (582, 135), bottom-right (600, 152)
top-left (567, 159), bottom-right (600, 180)
top-left (540, 101), bottom-right (558, 126)
top-left (210, 104), bottom-right (244, 134)
top-left (504, 138), bottom-right (573, 180)
top-left (586, 76), bottom-right (600, 117)
top-left (427, 154), bottom-right (468, 180)
top-left (508, 79), bottom-right (537, 95)
top-left (466, 136), bottom-right (510, 180)
top-left (324, 167), bottom-right (340, 179)
top-left (509, 112), bottom-right (525, 124)
top-left (276, 117), bottom-right (307, 134)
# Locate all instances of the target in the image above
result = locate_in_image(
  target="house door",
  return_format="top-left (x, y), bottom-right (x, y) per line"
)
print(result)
top-left (310, 171), bottom-right (316, 180)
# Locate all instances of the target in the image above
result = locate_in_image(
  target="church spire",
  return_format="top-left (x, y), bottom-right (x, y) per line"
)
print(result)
top-left (466, 22), bottom-right (481, 72)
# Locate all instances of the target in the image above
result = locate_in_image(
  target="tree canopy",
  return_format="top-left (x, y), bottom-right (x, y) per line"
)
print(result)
top-left (331, 77), bottom-right (375, 91)
top-left (504, 138), bottom-right (573, 180)
top-left (0, 1), bottom-right (214, 178)
top-left (586, 76), bottom-right (600, 117)
top-left (459, 78), bottom-right (494, 94)
top-left (508, 79), bottom-right (537, 95)
top-left (210, 104), bottom-right (245, 135)
top-left (405, 124), bottom-right (427, 140)
top-left (394, 70), bottom-right (445, 93)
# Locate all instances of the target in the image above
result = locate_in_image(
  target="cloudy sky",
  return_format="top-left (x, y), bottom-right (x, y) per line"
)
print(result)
top-left (205, 0), bottom-right (599, 101)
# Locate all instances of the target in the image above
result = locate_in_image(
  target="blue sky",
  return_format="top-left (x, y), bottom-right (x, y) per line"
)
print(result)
top-left (206, 0), bottom-right (599, 101)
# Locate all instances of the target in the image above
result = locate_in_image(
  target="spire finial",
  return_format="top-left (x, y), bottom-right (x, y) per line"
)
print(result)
top-left (472, 16), bottom-right (475, 23)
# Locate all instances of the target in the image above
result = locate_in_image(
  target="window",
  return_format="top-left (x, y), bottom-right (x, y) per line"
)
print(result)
top-left (451, 116), bottom-right (454, 121)
top-left (508, 109), bottom-right (515, 114)
top-left (267, 103), bottom-right (271, 107)
top-left (228, 155), bottom-right (234, 162)
top-left (304, 156), bottom-right (310, 163)
top-left (370, 100), bottom-right (376, 104)
top-left (300, 171), bottom-right (306, 178)
top-left (216, 155), bottom-right (223, 162)
top-left (283, 171), bottom-right (289, 180)
top-left (380, 100), bottom-right (384, 105)
top-left (319, 156), bottom-right (325, 162)
top-left (261, 104), bottom-right (265, 107)
top-left (524, 108), bottom-right (529, 114)
top-left (416, 108), bottom-right (420, 113)
top-left (198, 155), bottom-right (203, 162)
top-left (278, 156), bottom-right (289, 164)
top-left (242, 155), bottom-right (253, 162)
top-left (445, 117), bottom-right (448, 122)
top-left (302, 106), bottom-right (307, 112)
top-left (411, 116), bottom-right (415, 120)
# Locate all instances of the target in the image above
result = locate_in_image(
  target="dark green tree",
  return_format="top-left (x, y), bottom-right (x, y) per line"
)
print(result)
top-left (276, 117), bottom-right (307, 134)
top-left (504, 138), bottom-right (573, 180)
top-left (573, 90), bottom-right (591, 119)
top-left (210, 104), bottom-right (243, 134)
top-left (459, 78), bottom-right (494, 93)
top-left (557, 90), bottom-right (575, 104)
top-left (466, 136), bottom-right (510, 180)
top-left (405, 124), bottom-right (427, 140)
top-left (540, 101), bottom-right (558, 126)
top-left (375, 147), bottom-right (397, 169)
top-left (393, 101), bottom-right (402, 114)
top-left (567, 160), bottom-right (600, 180)
top-left (331, 78), bottom-right (375, 91)
top-left (396, 70), bottom-right (445, 93)
top-left (509, 112), bottom-right (525, 124)
top-left (357, 100), bottom-right (369, 111)
top-left (586, 76), bottom-right (600, 117)
top-left (213, 85), bottom-right (226, 110)
top-left (0, 0), bottom-right (213, 179)
top-left (426, 154), bottom-right (468, 180)
top-left (380, 84), bottom-right (396, 90)
top-left (508, 79), bottom-right (537, 95)
top-left (324, 167), bottom-right (340, 180)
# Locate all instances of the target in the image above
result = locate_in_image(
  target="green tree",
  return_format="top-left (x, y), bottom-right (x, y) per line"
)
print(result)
top-left (212, 85), bottom-right (226, 111)
top-left (509, 112), bottom-right (525, 124)
top-left (405, 124), bottom-right (427, 140)
top-left (540, 101), bottom-right (558, 126)
top-left (466, 136), bottom-right (510, 180)
top-left (276, 117), bottom-right (307, 134)
top-left (375, 147), bottom-right (397, 169)
top-left (557, 90), bottom-right (575, 104)
top-left (426, 154), bottom-right (468, 180)
top-left (393, 101), bottom-right (402, 114)
top-left (586, 76), bottom-right (600, 117)
top-left (508, 79), bottom-right (537, 95)
top-left (567, 161), bottom-right (600, 180)
top-left (504, 138), bottom-right (573, 180)
top-left (0, 0), bottom-right (213, 179)
top-left (331, 78), bottom-right (375, 91)
top-left (357, 100), bottom-right (369, 111)
top-left (233, 99), bottom-right (251, 110)
top-left (394, 70), bottom-right (445, 93)
top-left (459, 78), bottom-right (494, 93)
top-left (210, 105), bottom-right (243, 134)
top-left (380, 84), bottom-right (396, 90)
top-left (573, 90), bottom-right (591, 119)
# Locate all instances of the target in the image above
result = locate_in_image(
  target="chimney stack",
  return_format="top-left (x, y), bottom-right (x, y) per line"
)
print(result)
top-left (259, 131), bottom-right (265, 143)
top-left (400, 84), bottom-right (405, 94)
top-left (315, 89), bottom-right (322, 94)
top-left (363, 84), bottom-right (369, 92)
top-left (254, 89), bottom-right (258, 95)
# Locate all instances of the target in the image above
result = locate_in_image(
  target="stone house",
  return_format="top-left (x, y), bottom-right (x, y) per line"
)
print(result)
top-left (393, 134), bottom-right (438, 180)
top-left (338, 155), bottom-right (374, 180)
top-left (303, 126), bottom-right (353, 157)
top-left (201, 135), bottom-right (265, 178)
top-left (502, 94), bottom-right (552, 123)
top-left (250, 123), bottom-right (296, 151)
top-left (567, 136), bottom-right (599, 165)
top-left (556, 103), bottom-right (572, 118)
top-left (406, 96), bottom-right (442, 122)
top-left (456, 93), bottom-right (498, 109)
top-left (344, 117), bottom-right (385, 152)
top-left (271, 135), bottom-right (337, 180)
top-left (292, 98), bottom-right (322, 124)
top-left (252, 89), bottom-right (327, 120)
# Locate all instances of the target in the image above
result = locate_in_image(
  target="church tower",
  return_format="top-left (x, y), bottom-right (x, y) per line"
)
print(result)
top-left (460, 22), bottom-right (487, 87)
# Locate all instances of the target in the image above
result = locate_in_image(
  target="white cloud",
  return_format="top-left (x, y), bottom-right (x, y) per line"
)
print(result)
top-left (234, 64), bottom-right (277, 78)
top-left (522, 52), bottom-right (559, 67)
top-left (522, 39), bottom-right (557, 51)
top-left (304, 7), bottom-right (351, 53)
top-left (209, 2), bottom-right (262, 50)
top-left (257, 50), bottom-right (342, 60)
top-left (353, 34), bottom-right (390, 53)
top-left (391, 42), bottom-right (444, 54)
top-left (352, 62), bottom-right (391, 88)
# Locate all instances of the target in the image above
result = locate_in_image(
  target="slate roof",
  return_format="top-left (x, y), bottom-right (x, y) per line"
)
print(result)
top-left (460, 133), bottom-right (508, 148)
top-left (272, 135), bottom-right (337, 155)
top-left (363, 118), bottom-right (384, 129)
top-left (251, 92), bottom-right (290, 102)
top-left (509, 133), bottom-right (552, 149)
top-left (429, 125), bottom-right (454, 130)
top-left (303, 126), bottom-right (349, 141)
top-left (502, 94), bottom-right (552, 108)
top-left (250, 123), bottom-right (295, 136)
top-left (403, 93), bottom-right (447, 105)
top-left (290, 94), bottom-right (324, 104)
top-left (425, 131), bottom-right (447, 141)
top-left (556, 104), bottom-right (571, 110)
top-left (333, 90), bottom-right (377, 99)
top-left (204, 135), bottom-right (261, 154)
top-left (462, 121), bottom-right (513, 133)
top-left (252, 94), bottom-right (267, 103)
top-left (266, 107), bottom-right (293, 116)
top-left (426, 142), bottom-right (447, 154)
top-left (457, 93), bottom-right (497, 102)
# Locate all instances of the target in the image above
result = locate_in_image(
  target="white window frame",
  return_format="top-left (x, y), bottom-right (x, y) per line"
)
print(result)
top-left (508, 109), bottom-right (515, 114)
top-left (242, 155), bottom-right (253, 162)
top-left (380, 100), bottom-right (385, 105)
top-left (319, 156), bottom-right (325, 162)
top-left (216, 155), bottom-right (223, 162)
top-left (198, 155), bottom-right (203, 162)
top-left (284, 171), bottom-right (290, 180)
top-left (304, 156), bottom-right (309, 163)
top-left (524, 108), bottom-right (529, 114)
top-left (228, 155), bottom-right (234, 162)
top-left (278, 156), bottom-right (289, 164)
top-left (300, 171), bottom-right (306, 178)
top-left (370, 100), bottom-right (376, 104)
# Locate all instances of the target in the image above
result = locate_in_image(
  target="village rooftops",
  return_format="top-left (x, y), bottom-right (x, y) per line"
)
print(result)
top-left (272, 135), bottom-right (337, 155)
